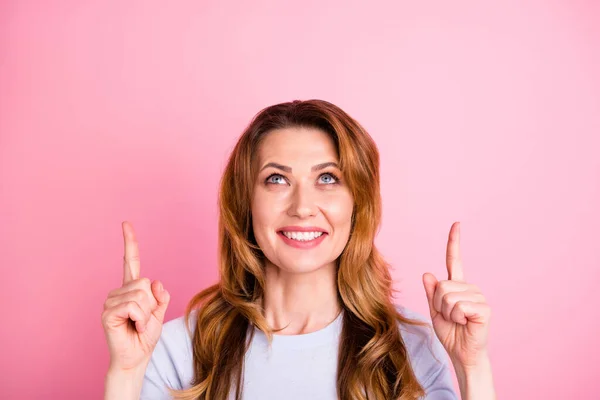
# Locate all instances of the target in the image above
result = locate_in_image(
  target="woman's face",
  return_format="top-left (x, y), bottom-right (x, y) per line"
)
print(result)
top-left (251, 127), bottom-right (354, 274)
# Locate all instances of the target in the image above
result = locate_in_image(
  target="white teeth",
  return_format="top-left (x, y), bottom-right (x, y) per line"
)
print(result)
top-left (282, 231), bottom-right (324, 241)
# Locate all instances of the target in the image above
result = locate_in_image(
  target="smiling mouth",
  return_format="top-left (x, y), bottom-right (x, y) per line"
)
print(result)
top-left (276, 229), bottom-right (329, 248)
top-left (279, 231), bottom-right (326, 241)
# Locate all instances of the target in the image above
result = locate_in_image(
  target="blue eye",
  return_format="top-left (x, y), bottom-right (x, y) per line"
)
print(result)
top-left (265, 174), bottom-right (287, 185)
top-left (265, 172), bottom-right (340, 185)
top-left (318, 173), bottom-right (339, 184)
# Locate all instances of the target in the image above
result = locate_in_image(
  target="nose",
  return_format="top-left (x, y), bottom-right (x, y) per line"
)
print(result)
top-left (287, 183), bottom-right (318, 218)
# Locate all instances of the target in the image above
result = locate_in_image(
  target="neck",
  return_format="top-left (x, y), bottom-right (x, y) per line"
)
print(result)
top-left (262, 260), bottom-right (341, 335)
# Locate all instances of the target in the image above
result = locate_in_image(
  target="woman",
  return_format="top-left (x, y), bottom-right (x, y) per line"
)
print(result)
top-left (102, 99), bottom-right (496, 400)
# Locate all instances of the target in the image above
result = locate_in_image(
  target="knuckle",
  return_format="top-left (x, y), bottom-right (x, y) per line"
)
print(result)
top-left (125, 301), bottom-right (136, 311)
top-left (129, 298), bottom-right (147, 316)
top-left (438, 280), bottom-right (450, 291)
top-left (134, 289), bottom-right (147, 304)
top-left (442, 292), bottom-right (458, 306)
top-left (442, 293), bottom-right (452, 306)
top-left (120, 280), bottom-right (133, 290)
top-left (139, 277), bottom-right (151, 288)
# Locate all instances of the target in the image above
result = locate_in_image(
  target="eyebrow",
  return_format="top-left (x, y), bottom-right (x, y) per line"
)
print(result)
top-left (260, 161), bottom-right (340, 173)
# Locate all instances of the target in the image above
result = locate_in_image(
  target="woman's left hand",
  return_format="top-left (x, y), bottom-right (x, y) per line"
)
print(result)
top-left (422, 221), bottom-right (492, 369)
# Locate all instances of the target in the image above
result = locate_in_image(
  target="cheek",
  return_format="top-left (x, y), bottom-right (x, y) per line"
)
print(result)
top-left (251, 189), bottom-right (285, 238)
top-left (322, 194), bottom-right (354, 228)
top-left (253, 187), bottom-right (290, 217)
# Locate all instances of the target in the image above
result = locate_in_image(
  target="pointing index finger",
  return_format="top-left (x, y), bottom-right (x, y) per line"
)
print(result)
top-left (122, 221), bottom-right (141, 285)
top-left (446, 221), bottom-right (465, 282)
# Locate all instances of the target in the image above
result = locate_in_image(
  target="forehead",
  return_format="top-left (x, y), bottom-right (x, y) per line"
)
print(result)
top-left (257, 127), bottom-right (338, 163)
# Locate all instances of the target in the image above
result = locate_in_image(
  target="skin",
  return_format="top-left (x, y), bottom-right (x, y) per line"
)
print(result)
top-left (102, 222), bottom-right (170, 400)
top-left (103, 127), bottom-right (495, 399)
top-left (251, 127), bottom-right (353, 334)
top-left (423, 222), bottom-right (496, 398)
top-left (252, 127), bottom-right (496, 397)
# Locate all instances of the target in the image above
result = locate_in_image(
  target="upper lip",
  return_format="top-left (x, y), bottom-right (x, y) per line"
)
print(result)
top-left (278, 226), bottom-right (328, 234)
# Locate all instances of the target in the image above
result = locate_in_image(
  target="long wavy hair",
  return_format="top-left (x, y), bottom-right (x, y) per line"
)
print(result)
top-left (170, 99), bottom-right (431, 400)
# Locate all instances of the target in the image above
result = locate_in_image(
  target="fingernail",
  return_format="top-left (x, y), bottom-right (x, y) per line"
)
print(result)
top-left (158, 282), bottom-right (163, 292)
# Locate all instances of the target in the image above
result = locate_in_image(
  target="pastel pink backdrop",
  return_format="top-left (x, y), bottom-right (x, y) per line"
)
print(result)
top-left (1, 1), bottom-right (598, 399)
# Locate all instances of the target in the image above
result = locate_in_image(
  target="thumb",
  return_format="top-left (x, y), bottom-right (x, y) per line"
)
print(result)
top-left (151, 280), bottom-right (170, 323)
top-left (422, 272), bottom-right (439, 319)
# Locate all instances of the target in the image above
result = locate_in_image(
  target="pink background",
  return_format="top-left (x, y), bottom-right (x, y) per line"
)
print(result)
top-left (1, 1), bottom-right (599, 398)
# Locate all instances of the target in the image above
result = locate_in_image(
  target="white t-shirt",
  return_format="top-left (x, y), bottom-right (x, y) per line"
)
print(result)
top-left (141, 304), bottom-right (458, 399)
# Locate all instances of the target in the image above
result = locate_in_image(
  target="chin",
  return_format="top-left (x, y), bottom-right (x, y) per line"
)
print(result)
top-left (275, 256), bottom-right (334, 274)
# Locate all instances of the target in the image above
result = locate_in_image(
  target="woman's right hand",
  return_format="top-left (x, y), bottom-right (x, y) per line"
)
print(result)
top-left (101, 221), bottom-right (170, 372)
